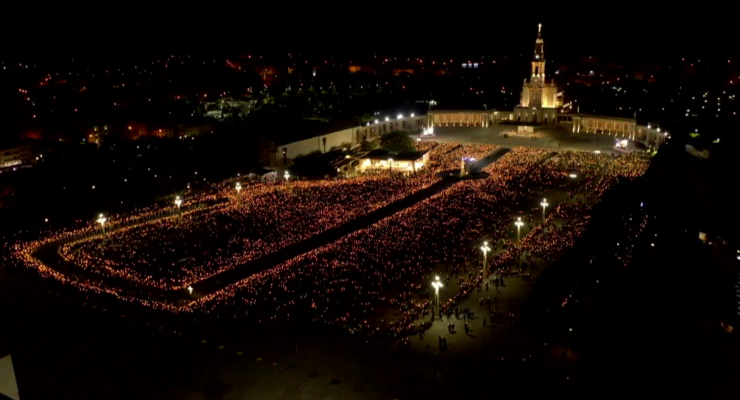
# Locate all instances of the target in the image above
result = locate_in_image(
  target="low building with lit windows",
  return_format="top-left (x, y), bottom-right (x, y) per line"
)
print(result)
top-left (358, 149), bottom-right (430, 172)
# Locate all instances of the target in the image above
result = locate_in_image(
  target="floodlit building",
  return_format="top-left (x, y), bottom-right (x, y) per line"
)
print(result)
top-left (0, 144), bottom-right (35, 169)
top-left (513, 23), bottom-right (562, 124)
top-left (204, 98), bottom-right (256, 120)
top-left (428, 24), bottom-right (562, 127)
top-left (425, 24), bottom-right (665, 149)
top-left (358, 149), bottom-right (429, 172)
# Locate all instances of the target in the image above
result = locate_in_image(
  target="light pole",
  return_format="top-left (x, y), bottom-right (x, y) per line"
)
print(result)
top-left (235, 182), bottom-right (242, 205)
top-left (97, 213), bottom-right (107, 235)
top-left (388, 158), bottom-right (393, 175)
top-left (187, 286), bottom-right (193, 295)
top-left (515, 217), bottom-right (524, 243)
top-left (480, 241), bottom-right (491, 269)
top-left (284, 171), bottom-right (290, 182)
top-left (431, 275), bottom-right (443, 310)
top-left (541, 198), bottom-right (549, 221)
top-left (174, 196), bottom-right (182, 218)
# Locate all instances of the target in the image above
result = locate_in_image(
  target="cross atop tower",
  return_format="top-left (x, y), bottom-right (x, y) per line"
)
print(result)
top-left (531, 24), bottom-right (546, 79)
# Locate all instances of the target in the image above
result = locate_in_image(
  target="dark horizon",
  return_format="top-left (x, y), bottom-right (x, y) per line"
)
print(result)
top-left (3, 8), bottom-right (737, 61)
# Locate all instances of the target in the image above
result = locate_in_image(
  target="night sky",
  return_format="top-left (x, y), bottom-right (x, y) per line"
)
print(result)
top-left (3, 7), bottom-right (736, 61)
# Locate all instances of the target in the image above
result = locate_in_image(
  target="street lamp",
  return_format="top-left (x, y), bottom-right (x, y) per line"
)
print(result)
top-left (515, 217), bottom-right (524, 242)
top-left (541, 198), bottom-right (549, 221)
top-left (174, 196), bottom-right (182, 217)
top-left (385, 117), bottom-right (389, 122)
top-left (97, 213), bottom-right (107, 235)
top-left (388, 158), bottom-right (393, 174)
top-left (284, 171), bottom-right (290, 182)
top-left (431, 275), bottom-right (443, 309)
top-left (187, 286), bottom-right (193, 295)
top-left (397, 114), bottom-right (403, 119)
top-left (480, 241), bottom-right (491, 269)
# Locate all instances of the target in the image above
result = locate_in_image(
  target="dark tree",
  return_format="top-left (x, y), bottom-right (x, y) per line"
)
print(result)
top-left (379, 131), bottom-right (415, 152)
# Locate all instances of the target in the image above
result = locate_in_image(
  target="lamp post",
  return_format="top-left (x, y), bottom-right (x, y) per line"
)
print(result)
top-left (431, 275), bottom-right (443, 310)
top-left (480, 241), bottom-right (491, 270)
top-left (235, 182), bottom-right (242, 204)
top-left (515, 217), bottom-right (524, 243)
top-left (96, 213), bottom-right (107, 235)
top-left (174, 196), bottom-right (182, 218)
top-left (540, 198), bottom-right (549, 221)
top-left (284, 171), bottom-right (290, 182)
top-left (187, 286), bottom-right (193, 295)
top-left (388, 158), bottom-right (393, 175)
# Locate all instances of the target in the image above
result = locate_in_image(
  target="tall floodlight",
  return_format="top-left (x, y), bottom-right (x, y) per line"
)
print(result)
top-left (431, 275), bottom-right (444, 309)
top-left (515, 217), bottom-right (524, 242)
top-left (480, 241), bottom-right (491, 269)
top-left (541, 198), bottom-right (549, 221)
top-left (97, 213), bottom-right (107, 235)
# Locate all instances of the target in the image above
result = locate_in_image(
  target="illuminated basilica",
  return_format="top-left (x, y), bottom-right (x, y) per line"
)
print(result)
top-left (421, 23), bottom-right (667, 149)
top-left (513, 23), bottom-right (562, 124)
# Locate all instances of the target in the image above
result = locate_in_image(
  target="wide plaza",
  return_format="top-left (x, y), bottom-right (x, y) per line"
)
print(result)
top-left (426, 124), bottom-right (634, 153)
top-left (11, 139), bottom-right (649, 329)
top-left (3, 134), bottom-right (654, 399)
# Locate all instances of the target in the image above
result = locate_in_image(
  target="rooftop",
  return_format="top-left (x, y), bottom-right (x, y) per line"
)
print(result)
top-left (361, 148), bottom-right (428, 161)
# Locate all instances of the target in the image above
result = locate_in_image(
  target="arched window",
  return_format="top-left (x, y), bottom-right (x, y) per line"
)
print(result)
top-left (534, 66), bottom-right (539, 76)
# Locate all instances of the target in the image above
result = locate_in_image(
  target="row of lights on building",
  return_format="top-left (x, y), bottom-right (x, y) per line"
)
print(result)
top-left (366, 113), bottom-right (415, 126)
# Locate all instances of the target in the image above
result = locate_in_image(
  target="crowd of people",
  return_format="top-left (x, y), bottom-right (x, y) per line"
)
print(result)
top-left (184, 148), bottom-right (648, 339)
top-left (11, 142), bottom-right (497, 296)
top-left (10, 145), bottom-right (649, 329)
top-left (52, 141), bottom-right (497, 291)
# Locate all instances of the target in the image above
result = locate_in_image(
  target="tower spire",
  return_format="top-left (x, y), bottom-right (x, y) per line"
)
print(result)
top-left (531, 24), bottom-right (546, 78)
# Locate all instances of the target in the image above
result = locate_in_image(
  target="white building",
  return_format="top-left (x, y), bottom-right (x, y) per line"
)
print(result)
top-left (513, 23), bottom-right (562, 124)
top-left (357, 149), bottom-right (430, 173)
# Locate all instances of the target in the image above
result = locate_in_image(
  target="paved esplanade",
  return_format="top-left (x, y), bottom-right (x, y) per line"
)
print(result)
top-left (430, 125), bottom-right (621, 153)
top-left (189, 147), bottom-right (511, 295)
top-left (35, 148), bottom-right (512, 303)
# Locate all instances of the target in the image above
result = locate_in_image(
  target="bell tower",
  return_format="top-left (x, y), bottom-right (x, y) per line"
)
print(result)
top-left (531, 23), bottom-right (546, 80)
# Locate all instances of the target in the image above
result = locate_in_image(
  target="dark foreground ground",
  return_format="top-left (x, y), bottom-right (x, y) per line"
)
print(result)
top-left (0, 145), bottom-right (738, 400)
